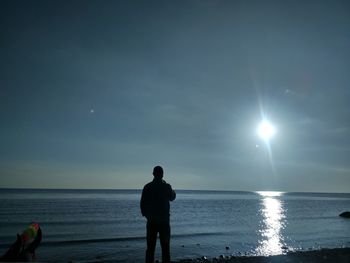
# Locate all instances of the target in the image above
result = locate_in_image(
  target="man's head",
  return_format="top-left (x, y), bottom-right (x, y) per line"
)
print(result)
top-left (153, 166), bottom-right (164, 179)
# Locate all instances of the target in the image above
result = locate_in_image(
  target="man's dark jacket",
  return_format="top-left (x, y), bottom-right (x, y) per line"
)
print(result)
top-left (140, 178), bottom-right (176, 221)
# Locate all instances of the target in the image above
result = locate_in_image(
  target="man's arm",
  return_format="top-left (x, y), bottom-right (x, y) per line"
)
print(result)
top-left (140, 187), bottom-right (147, 217)
top-left (168, 184), bottom-right (176, 201)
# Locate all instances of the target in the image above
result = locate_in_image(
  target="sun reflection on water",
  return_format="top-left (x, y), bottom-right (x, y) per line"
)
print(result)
top-left (256, 191), bottom-right (286, 256)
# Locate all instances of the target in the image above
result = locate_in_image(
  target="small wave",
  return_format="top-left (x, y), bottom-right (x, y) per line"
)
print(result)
top-left (45, 236), bottom-right (146, 245)
top-left (0, 220), bottom-right (116, 226)
top-left (42, 232), bottom-right (225, 246)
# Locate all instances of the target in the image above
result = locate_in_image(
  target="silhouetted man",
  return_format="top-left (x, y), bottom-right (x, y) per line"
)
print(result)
top-left (140, 166), bottom-right (176, 263)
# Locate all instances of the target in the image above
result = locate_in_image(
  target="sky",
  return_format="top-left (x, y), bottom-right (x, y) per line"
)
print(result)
top-left (1, 0), bottom-right (350, 192)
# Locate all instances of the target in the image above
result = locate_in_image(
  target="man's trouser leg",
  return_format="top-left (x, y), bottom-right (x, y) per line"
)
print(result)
top-left (146, 220), bottom-right (157, 263)
top-left (159, 221), bottom-right (171, 263)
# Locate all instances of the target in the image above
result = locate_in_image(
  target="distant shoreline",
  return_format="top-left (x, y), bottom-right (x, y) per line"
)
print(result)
top-left (0, 188), bottom-right (350, 195)
top-left (175, 247), bottom-right (350, 263)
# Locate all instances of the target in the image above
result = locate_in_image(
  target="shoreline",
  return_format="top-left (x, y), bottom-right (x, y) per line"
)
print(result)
top-left (175, 247), bottom-right (350, 262)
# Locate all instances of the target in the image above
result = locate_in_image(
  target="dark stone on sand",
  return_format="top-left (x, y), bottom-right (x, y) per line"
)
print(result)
top-left (339, 211), bottom-right (350, 218)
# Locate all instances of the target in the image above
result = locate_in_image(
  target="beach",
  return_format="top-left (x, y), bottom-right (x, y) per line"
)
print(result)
top-left (175, 247), bottom-right (350, 262)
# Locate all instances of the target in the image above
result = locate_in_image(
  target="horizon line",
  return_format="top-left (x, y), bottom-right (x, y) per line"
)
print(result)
top-left (0, 187), bottom-right (349, 195)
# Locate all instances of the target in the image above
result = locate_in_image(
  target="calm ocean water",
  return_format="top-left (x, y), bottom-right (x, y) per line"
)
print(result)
top-left (0, 189), bottom-right (349, 262)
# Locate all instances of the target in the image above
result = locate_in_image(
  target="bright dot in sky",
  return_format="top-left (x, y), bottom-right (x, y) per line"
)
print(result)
top-left (257, 120), bottom-right (276, 142)
top-left (90, 109), bottom-right (95, 114)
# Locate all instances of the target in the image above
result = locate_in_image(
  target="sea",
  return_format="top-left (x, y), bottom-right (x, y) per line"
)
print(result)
top-left (0, 189), bottom-right (349, 262)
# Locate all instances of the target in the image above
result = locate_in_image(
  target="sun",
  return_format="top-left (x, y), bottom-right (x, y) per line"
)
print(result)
top-left (257, 120), bottom-right (276, 142)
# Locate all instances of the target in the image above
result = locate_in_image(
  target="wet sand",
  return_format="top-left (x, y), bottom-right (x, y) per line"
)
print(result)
top-left (175, 247), bottom-right (350, 263)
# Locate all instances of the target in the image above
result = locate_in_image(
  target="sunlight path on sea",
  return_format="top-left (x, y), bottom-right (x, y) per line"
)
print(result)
top-left (256, 191), bottom-right (286, 256)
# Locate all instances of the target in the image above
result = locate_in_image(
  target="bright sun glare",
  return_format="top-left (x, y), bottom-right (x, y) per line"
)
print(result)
top-left (257, 120), bottom-right (276, 142)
